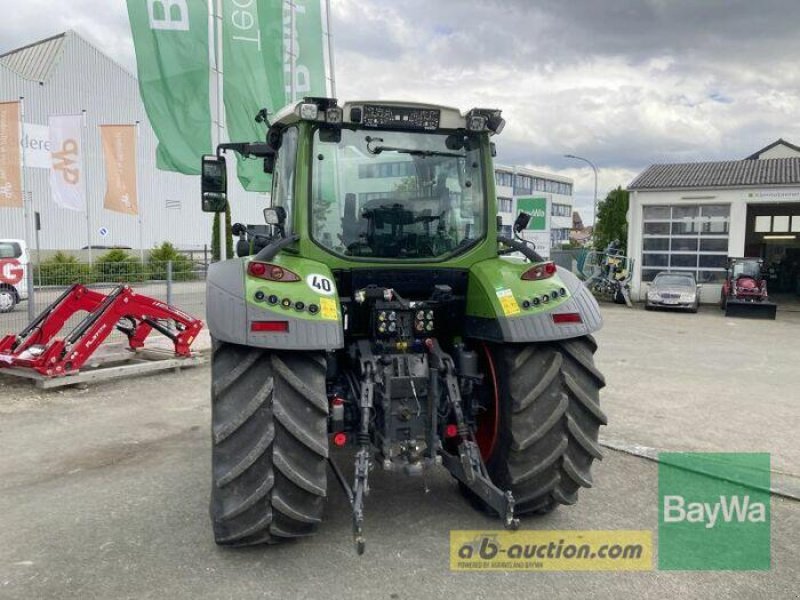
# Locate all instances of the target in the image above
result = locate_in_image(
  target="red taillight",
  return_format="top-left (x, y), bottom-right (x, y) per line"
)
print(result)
top-left (333, 432), bottom-right (347, 447)
top-left (522, 261), bottom-right (557, 281)
top-left (552, 312), bottom-right (582, 324)
top-left (247, 261), bottom-right (300, 282)
top-left (445, 424), bottom-right (459, 439)
top-left (250, 320), bottom-right (289, 332)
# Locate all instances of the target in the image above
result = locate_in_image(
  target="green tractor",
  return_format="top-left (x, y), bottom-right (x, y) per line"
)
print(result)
top-left (201, 98), bottom-right (607, 553)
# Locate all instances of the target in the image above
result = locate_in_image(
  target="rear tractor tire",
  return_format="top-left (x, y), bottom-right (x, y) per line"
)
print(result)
top-left (210, 341), bottom-right (328, 546)
top-left (466, 337), bottom-right (607, 516)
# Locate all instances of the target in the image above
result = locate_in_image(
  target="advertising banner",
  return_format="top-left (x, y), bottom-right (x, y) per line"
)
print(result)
top-left (127, 0), bottom-right (212, 175)
top-left (0, 101), bottom-right (23, 208)
top-left (100, 125), bottom-right (139, 215)
top-left (48, 114), bottom-right (86, 212)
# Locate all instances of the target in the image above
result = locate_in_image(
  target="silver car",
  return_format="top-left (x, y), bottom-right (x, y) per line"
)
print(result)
top-left (645, 272), bottom-right (700, 313)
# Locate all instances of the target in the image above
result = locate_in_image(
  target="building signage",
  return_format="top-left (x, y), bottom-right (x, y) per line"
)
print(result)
top-left (516, 196), bottom-right (547, 230)
top-left (21, 123), bottom-right (51, 169)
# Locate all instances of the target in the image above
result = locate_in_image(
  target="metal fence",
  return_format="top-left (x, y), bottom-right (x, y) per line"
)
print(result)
top-left (1, 261), bottom-right (208, 340)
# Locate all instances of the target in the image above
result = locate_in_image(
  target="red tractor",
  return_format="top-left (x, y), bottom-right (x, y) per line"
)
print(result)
top-left (720, 257), bottom-right (777, 319)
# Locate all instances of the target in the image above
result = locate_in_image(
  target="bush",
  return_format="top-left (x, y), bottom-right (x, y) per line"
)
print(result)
top-left (94, 249), bottom-right (144, 283)
top-left (147, 242), bottom-right (196, 281)
top-left (36, 251), bottom-right (93, 286)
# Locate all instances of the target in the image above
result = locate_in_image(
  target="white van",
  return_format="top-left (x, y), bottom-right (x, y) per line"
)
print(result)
top-left (0, 239), bottom-right (29, 313)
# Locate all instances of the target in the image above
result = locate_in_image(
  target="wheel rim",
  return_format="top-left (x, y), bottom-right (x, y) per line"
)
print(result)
top-left (0, 291), bottom-right (13, 311)
top-left (475, 342), bottom-right (499, 461)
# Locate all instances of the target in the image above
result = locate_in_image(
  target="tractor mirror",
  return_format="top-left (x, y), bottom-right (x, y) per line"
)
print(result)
top-left (264, 206), bottom-right (287, 226)
top-left (201, 155), bottom-right (228, 213)
top-left (513, 211), bottom-right (531, 233)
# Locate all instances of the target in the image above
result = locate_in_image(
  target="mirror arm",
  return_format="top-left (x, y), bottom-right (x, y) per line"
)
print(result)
top-left (253, 234), bottom-right (300, 262)
top-left (217, 142), bottom-right (273, 158)
top-left (497, 235), bottom-right (544, 263)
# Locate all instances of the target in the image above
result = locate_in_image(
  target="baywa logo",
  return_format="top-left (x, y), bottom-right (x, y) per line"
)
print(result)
top-left (663, 494), bottom-right (766, 529)
top-left (658, 452), bottom-right (771, 570)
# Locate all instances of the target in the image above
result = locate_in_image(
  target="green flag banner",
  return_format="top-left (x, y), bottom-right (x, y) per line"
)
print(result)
top-left (287, 0), bottom-right (327, 104)
top-left (220, 0), bottom-right (330, 192)
top-left (127, 0), bottom-right (212, 175)
top-left (222, 0), bottom-right (271, 191)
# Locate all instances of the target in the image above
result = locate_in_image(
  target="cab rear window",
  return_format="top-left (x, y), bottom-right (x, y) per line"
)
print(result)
top-left (0, 242), bottom-right (22, 259)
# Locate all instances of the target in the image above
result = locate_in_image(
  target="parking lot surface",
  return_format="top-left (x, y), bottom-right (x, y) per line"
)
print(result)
top-left (0, 303), bottom-right (798, 599)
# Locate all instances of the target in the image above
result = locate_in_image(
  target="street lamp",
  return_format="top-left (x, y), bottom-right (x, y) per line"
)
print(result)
top-left (564, 154), bottom-right (598, 233)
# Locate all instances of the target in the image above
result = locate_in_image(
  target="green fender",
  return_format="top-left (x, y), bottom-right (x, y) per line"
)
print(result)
top-left (465, 257), bottom-right (603, 342)
top-left (206, 255), bottom-right (344, 350)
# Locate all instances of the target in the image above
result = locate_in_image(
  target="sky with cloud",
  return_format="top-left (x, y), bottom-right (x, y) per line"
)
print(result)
top-left (3, 0), bottom-right (800, 220)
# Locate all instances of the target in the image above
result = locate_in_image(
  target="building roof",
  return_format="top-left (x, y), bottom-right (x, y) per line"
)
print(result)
top-left (745, 138), bottom-right (800, 160)
top-left (628, 157), bottom-right (800, 191)
top-left (0, 32), bottom-right (66, 82)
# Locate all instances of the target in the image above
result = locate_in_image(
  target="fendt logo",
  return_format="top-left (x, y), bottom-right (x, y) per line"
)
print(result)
top-left (52, 139), bottom-right (80, 184)
top-left (663, 495), bottom-right (766, 529)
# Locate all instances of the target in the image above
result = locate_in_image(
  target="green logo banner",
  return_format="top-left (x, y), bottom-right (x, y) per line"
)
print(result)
top-left (658, 452), bottom-right (771, 570)
top-left (223, 0), bottom-right (329, 192)
top-left (516, 196), bottom-right (547, 230)
top-left (127, 0), bottom-right (212, 175)
top-left (222, 0), bottom-right (272, 191)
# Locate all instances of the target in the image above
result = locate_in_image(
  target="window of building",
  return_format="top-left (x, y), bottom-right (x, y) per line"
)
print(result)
top-left (641, 204), bottom-right (730, 283)
top-left (498, 197), bottom-right (513, 213)
top-left (552, 203), bottom-right (571, 217)
top-left (495, 171), bottom-right (514, 188)
top-left (514, 174), bottom-right (533, 194)
top-left (358, 161), bottom-right (415, 179)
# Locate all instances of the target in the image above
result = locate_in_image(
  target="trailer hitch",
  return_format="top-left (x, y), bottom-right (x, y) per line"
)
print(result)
top-left (426, 338), bottom-right (519, 530)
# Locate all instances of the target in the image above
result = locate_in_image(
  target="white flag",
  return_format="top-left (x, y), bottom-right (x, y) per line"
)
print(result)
top-left (48, 115), bottom-right (85, 211)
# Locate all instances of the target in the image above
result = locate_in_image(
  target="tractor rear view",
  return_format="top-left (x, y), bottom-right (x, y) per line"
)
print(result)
top-left (200, 98), bottom-right (607, 553)
top-left (720, 257), bottom-right (777, 320)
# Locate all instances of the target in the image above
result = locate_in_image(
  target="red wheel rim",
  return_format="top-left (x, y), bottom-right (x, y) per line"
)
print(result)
top-left (475, 342), bottom-right (499, 461)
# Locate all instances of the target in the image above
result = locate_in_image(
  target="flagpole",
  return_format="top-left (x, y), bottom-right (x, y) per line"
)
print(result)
top-left (19, 96), bottom-right (36, 322)
top-left (18, 97), bottom-right (31, 252)
top-left (82, 109), bottom-right (93, 265)
top-left (212, 0), bottom-right (226, 261)
top-left (289, 1), bottom-right (296, 103)
top-left (324, 0), bottom-right (336, 98)
top-left (135, 121), bottom-right (144, 263)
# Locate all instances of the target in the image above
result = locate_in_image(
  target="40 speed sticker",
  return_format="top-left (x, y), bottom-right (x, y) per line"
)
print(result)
top-left (450, 530), bottom-right (652, 571)
top-left (307, 273), bottom-right (335, 295)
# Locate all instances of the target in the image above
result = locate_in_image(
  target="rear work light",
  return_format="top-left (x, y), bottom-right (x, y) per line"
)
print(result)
top-left (522, 261), bottom-right (557, 281)
top-left (247, 261), bottom-right (300, 282)
top-left (251, 321), bottom-right (289, 333)
top-left (552, 312), bottom-right (582, 324)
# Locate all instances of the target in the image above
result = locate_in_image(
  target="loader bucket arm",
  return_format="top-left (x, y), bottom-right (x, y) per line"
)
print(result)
top-left (0, 285), bottom-right (203, 376)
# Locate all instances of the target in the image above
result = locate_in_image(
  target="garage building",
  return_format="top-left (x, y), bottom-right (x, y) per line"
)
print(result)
top-left (627, 140), bottom-right (800, 303)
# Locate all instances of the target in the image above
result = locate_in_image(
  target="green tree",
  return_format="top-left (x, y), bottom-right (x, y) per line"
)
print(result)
top-left (593, 186), bottom-right (629, 253)
top-left (148, 241), bottom-right (196, 281)
top-left (211, 204), bottom-right (233, 261)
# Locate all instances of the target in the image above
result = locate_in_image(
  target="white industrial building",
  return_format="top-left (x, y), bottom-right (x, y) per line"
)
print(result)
top-left (0, 31), bottom-right (264, 254)
top-left (627, 139), bottom-right (800, 303)
top-left (495, 164), bottom-right (574, 257)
